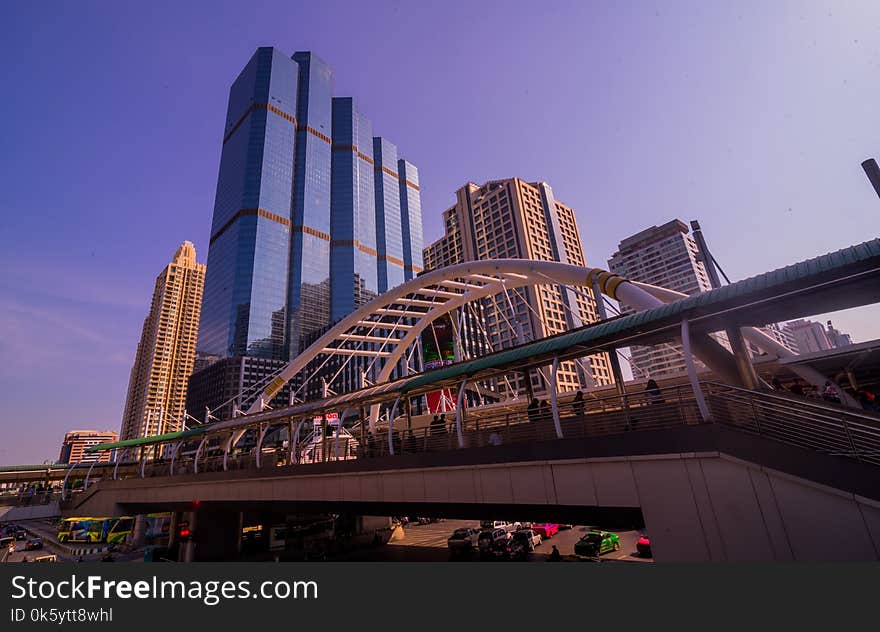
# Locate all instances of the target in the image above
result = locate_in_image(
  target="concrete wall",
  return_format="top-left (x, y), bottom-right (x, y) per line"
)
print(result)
top-left (0, 502), bottom-right (60, 521)
top-left (70, 451), bottom-right (880, 561)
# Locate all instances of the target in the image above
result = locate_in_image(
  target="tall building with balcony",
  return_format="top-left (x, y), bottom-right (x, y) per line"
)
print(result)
top-left (608, 220), bottom-right (725, 378)
top-left (121, 241), bottom-right (205, 440)
top-left (423, 178), bottom-right (613, 396)
top-left (59, 430), bottom-right (118, 464)
top-left (192, 47), bottom-right (422, 419)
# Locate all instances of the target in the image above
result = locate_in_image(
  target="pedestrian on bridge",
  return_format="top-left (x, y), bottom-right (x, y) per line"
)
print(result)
top-left (572, 390), bottom-right (585, 418)
top-left (527, 398), bottom-right (540, 424)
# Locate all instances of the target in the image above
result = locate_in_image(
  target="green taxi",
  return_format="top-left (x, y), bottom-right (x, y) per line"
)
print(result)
top-left (574, 530), bottom-right (620, 557)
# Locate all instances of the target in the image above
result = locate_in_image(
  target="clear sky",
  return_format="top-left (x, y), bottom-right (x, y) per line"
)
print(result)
top-left (1, 1), bottom-right (879, 465)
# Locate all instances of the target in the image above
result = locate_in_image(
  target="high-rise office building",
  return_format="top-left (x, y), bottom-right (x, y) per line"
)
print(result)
top-left (330, 97), bottom-right (378, 320)
top-left (608, 220), bottom-right (725, 378)
top-left (398, 160), bottom-right (424, 281)
top-left (194, 47), bottom-right (422, 416)
top-left (121, 241), bottom-right (205, 440)
top-left (423, 178), bottom-right (613, 396)
top-left (783, 318), bottom-right (853, 354)
top-left (373, 137), bottom-right (403, 294)
top-left (749, 322), bottom-right (799, 357)
top-left (825, 319), bottom-right (853, 348)
top-left (59, 430), bottom-right (118, 464)
top-left (186, 356), bottom-right (295, 422)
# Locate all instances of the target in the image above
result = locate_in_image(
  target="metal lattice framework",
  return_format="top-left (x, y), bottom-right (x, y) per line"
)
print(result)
top-left (244, 260), bottom-right (646, 417)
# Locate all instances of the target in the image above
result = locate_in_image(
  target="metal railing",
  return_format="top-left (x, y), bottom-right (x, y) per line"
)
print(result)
top-left (703, 382), bottom-right (880, 466)
top-left (89, 381), bottom-right (880, 488)
top-left (360, 384), bottom-right (703, 458)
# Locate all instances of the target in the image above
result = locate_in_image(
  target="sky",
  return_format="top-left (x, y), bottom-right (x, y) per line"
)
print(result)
top-left (1, 1), bottom-right (879, 465)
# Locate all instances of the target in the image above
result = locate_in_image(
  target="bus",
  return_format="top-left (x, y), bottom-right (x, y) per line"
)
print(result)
top-left (58, 514), bottom-right (171, 545)
top-left (58, 517), bottom-right (117, 543)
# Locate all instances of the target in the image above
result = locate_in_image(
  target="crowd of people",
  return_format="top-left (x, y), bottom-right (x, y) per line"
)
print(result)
top-left (770, 375), bottom-right (878, 412)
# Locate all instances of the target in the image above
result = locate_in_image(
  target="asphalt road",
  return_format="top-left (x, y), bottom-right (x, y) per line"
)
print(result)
top-left (332, 519), bottom-right (653, 563)
top-left (1, 518), bottom-right (144, 563)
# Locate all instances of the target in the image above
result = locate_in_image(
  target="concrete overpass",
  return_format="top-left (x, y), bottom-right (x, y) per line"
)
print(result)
top-left (64, 415), bottom-right (880, 562)
top-left (28, 236), bottom-right (880, 560)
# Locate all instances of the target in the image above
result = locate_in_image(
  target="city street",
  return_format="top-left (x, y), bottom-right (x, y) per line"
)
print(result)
top-left (331, 519), bottom-right (653, 563)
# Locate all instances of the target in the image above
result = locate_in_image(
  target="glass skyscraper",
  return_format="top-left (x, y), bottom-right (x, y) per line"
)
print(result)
top-left (373, 137), bottom-right (404, 293)
top-left (398, 159), bottom-right (424, 281)
top-left (287, 51), bottom-right (333, 358)
top-left (330, 97), bottom-right (378, 321)
top-left (199, 48), bottom-right (298, 361)
top-left (197, 47), bottom-right (422, 378)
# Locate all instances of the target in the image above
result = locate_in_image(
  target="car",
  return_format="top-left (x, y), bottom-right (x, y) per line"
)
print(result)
top-left (531, 523), bottom-right (559, 538)
top-left (492, 534), bottom-right (527, 560)
top-left (478, 528), bottom-right (511, 558)
top-left (637, 534), bottom-right (652, 558)
top-left (480, 520), bottom-right (520, 533)
top-left (512, 528), bottom-right (542, 551)
top-left (24, 537), bottom-right (43, 551)
top-left (447, 527), bottom-right (480, 556)
top-left (557, 524), bottom-right (573, 530)
top-left (574, 531), bottom-right (621, 557)
top-left (33, 554), bottom-right (57, 563)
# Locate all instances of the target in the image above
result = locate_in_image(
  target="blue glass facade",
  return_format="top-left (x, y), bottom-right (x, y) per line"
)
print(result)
top-left (398, 159), bottom-right (424, 280)
top-left (287, 52), bottom-right (334, 358)
top-left (373, 137), bottom-right (404, 293)
top-left (199, 47), bottom-right (298, 360)
top-left (330, 97), bottom-right (378, 321)
top-left (198, 47), bottom-right (423, 376)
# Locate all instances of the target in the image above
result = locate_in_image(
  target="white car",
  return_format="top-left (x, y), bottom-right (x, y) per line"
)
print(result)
top-left (520, 528), bottom-right (542, 549)
top-left (511, 528), bottom-right (542, 551)
top-left (480, 520), bottom-right (521, 533)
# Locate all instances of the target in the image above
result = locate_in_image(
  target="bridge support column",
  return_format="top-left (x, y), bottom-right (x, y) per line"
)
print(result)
top-left (130, 514), bottom-right (147, 548)
top-left (682, 319), bottom-right (711, 422)
top-left (186, 509), bottom-right (243, 562)
top-left (181, 511), bottom-right (197, 563)
top-left (726, 325), bottom-right (760, 390)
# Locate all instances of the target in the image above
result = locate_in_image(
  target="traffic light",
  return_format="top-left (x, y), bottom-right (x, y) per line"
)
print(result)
top-left (177, 520), bottom-right (191, 542)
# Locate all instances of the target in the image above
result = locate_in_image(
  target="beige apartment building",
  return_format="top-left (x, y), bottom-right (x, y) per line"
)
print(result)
top-left (120, 241), bottom-right (205, 441)
top-left (59, 430), bottom-right (118, 464)
top-left (424, 178), bottom-right (613, 396)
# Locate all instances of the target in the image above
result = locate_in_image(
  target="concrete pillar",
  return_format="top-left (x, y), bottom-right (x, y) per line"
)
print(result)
top-left (726, 326), bottom-right (759, 390)
top-left (130, 514), bottom-right (147, 547)
top-left (181, 511), bottom-right (197, 563)
top-left (189, 509), bottom-right (242, 562)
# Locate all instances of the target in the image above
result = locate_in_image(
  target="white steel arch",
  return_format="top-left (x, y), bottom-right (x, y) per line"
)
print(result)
top-left (245, 260), bottom-right (654, 418)
top-left (217, 258), bottom-right (845, 450)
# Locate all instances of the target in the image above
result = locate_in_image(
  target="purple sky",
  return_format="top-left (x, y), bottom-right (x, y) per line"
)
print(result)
top-left (2, 1), bottom-right (879, 465)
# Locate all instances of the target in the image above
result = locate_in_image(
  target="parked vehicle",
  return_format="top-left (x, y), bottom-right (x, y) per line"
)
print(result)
top-left (24, 537), bottom-right (43, 551)
top-left (492, 534), bottom-right (527, 560)
top-left (637, 534), bottom-right (652, 558)
top-left (531, 523), bottom-right (559, 539)
top-left (574, 531), bottom-right (620, 557)
top-left (478, 529), bottom-right (511, 558)
top-left (447, 527), bottom-right (480, 556)
top-left (33, 554), bottom-right (57, 563)
top-left (480, 520), bottom-right (520, 533)
top-left (512, 528), bottom-right (542, 551)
